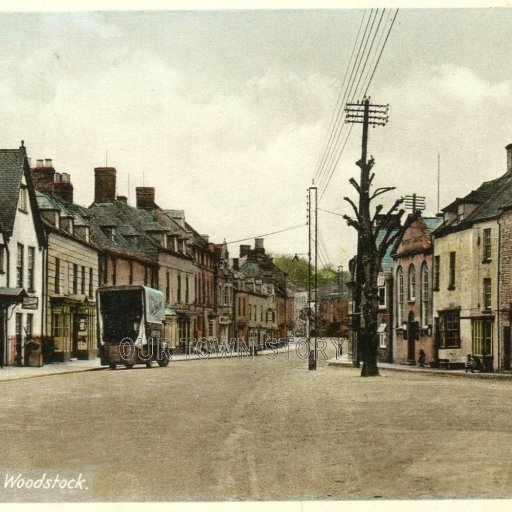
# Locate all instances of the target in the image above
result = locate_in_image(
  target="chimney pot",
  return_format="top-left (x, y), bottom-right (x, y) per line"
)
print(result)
top-left (44, 159), bottom-right (52, 167)
top-left (36, 159), bottom-right (44, 168)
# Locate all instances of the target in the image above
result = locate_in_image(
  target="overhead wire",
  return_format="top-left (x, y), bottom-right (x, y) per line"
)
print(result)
top-left (314, 9), bottom-right (377, 190)
top-left (318, 9), bottom-right (399, 201)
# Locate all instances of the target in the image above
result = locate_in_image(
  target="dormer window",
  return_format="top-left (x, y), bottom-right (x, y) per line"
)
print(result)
top-left (102, 226), bottom-right (116, 241)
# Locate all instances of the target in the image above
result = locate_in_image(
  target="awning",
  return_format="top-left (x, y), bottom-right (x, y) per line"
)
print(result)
top-left (0, 288), bottom-right (28, 305)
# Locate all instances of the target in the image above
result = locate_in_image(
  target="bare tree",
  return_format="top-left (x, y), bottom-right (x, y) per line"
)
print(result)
top-left (344, 156), bottom-right (419, 376)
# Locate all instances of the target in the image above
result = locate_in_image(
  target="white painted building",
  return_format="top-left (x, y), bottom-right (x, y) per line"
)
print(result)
top-left (0, 143), bottom-right (46, 366)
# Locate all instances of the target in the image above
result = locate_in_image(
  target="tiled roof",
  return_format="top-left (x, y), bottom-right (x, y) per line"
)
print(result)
top-left (436, 172), bottom-right (512, 235)
top-left (0, 148), bottom-right (25, 235)
top-left (376, 227), bottom-right (398, 270)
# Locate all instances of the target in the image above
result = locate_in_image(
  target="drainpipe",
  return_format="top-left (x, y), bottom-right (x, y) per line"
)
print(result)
top-left (497, 217), bottom-right (502, 372)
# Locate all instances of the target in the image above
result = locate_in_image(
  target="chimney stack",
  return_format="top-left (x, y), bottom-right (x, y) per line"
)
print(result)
top-left (254, 237), bottom-right (265, 255)
top-left (31, 159), bottom-right (55, 194)
top-left (53, 172), bottom-right (74, 203)
top-left (136, 187), bottom-right (156, 210)
top-left (240, 245), bottom-right (251, 258)
top-left (232, 258), bottom-right (239, 271)
top-left (506, 144), bottom-right (512, 174)
top-left (94, 167), bottom-right (116, 204)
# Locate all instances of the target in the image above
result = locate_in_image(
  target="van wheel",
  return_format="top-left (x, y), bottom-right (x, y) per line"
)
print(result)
top-left (109, 362), bottom-right (117, 370)
top-left (158, 357), bottom-right (169, 367)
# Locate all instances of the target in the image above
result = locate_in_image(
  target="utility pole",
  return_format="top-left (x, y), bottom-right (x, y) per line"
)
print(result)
top-left (344, 97), bottom-right (389, 368)
top-left (307, 185), bottom-right (318, 371)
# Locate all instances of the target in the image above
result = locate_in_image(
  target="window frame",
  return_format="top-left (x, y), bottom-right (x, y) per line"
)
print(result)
top-left (482, 228), bottom-right (492, 262)
top-left (408, 264), bottom-right (416, 302)
top-left (448, 252), bottom-right (456, 290)
top-left (438, 309), bottom-right (461, 348)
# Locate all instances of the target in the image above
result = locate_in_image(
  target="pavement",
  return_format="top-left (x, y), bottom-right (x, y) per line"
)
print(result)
top-left (327, 353), bottom-right (512, 379)
top-left (3, 343), bottom-right (512, 382)
top-left (0, 345), bottom-right (289, 382)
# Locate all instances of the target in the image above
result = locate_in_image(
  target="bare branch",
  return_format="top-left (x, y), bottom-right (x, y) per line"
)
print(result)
top-left (370, 187), bottom-right (396, 202)
top-left (343, 214), bottom-right (361, 232)
top-left (343, 196), bottom-right (362, 223)
top-left (370, 204), bottom-right (384, 227)
top-left (349, 177), bottom-right (361, 194)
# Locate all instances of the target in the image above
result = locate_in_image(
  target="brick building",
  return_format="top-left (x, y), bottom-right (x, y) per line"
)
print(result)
top-left (392, 215), bottom-right (441, 365)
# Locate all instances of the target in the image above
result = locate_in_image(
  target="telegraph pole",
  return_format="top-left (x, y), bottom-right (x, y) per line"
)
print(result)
top-left (344, 97), bottom-right (389, 367)
top-left (307, 185), bottom-right (318, 371)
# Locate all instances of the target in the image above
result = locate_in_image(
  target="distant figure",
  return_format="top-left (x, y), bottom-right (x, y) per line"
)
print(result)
top-left (418, 349), bottom-right (426, 367)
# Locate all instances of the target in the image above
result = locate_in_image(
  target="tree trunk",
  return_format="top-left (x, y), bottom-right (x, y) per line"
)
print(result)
top-left (360, 256), bottom-right (380, 377)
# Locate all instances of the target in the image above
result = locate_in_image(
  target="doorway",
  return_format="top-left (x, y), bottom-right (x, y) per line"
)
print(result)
top-left (407, 311), bottom-right (416, 361)
top-left (504, 327), bottom-right (511, 371)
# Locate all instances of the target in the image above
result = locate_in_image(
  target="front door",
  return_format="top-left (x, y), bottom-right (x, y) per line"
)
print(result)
top-left (504, 327), bottom-right (511, 371)
top-left (407, 312), bottom-right (416, 361)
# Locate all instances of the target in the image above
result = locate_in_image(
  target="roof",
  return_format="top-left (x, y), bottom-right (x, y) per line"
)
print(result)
top-left (376, 227), bottom-right (398, 269)
top-left (436, 172), bottom-right (512, 236)
top-left (0, 144), bottom-right (46, 246)
top-left (0, 147), bottom-right (27, 235)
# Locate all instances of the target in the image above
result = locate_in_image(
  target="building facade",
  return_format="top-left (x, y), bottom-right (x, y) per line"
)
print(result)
top-left (392, 215), bottom-right (441, 365)
top-left (0, 143), bottom-right (46, 366)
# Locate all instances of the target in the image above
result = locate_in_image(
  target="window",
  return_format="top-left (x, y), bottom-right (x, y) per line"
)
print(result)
top-left (260, 305), bottom-right (263, 321)
top-left (89, 268), bottom-right (93, 298)
top-left (73, 263), bottom-right (78, 294)
top-left (26, 314), bottom-right (33, 337)
top-left (16, 243), bottom-right (24, 288)
top-left (421, 262), bottom-right (430, 327)
top-left (52, 313), bottom-right (70, 339)
top-left (166, 273), bottom-right (170, 303)
top-left (27, 247), bottom-right (35, 291)
top-left (224, 287), bottom-right (229, 306)
top-left (55, 257), bottom-right (60, 293)
top-left (439, 310), bottom-right (460, 348)
top-left (483, 278), bottom-right (492, 311)
top-left (397, 267), bottom-right (404, 325)
top-left (208, 320), bottom-right (214, 337)
top-left (111, 258), bottom-right (117, 286)
top-left (243, 297), bottom-right (246, 316)
top-left (186, 276), bottom-right (190, 304)
top-left (378, 286), bottom-right (386, 308)
top-left (408, 264), bottom-right (416, 301)
top-left (18, 187), bottom-right (28, 212)
top-left (379, 327), bottom-right (387, 348)
top-left (81, 266), bottom-right (86, 295)
top-left (253, 305), bottom-right (256, 321)
top-left (483, 228), bottom-right (492, 261)
top-left (472, 318), bottom-right (492, 357)
top-left (0, 245), bottom-right (4, 273)
top-left (449, 252), bottom-right (456, 289)
top-left (433, 255), bottom-right (440, 291)
top-left (177, 274), bottom-right (182, 303)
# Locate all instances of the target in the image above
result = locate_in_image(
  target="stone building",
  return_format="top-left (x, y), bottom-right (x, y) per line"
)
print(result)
top-left (433, 145), bottom-right (512, 370)
top-left (0, 143), bottom-right (46, 366)
top-left (34, 167), bottom-right (99, 361)
top-left (499, 203), bottom-right (512, 371)
top-left (237, 238), bottom-right (291, 340)
top-left (392, 215), bottom-right (441, 365)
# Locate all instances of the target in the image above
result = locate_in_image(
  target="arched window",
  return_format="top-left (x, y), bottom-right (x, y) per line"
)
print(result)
top-left (408, 264), bottom-right (416, 301)
top-left (397, 266), bottom-right (404, 325)
top-left (421, 262), bottom-right (430, 327)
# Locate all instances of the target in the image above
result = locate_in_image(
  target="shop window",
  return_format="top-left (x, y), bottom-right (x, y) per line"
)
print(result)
top-left (439, 310), bottom-right (460, 348)
top-left (472, 318), bottom-right (492, 357)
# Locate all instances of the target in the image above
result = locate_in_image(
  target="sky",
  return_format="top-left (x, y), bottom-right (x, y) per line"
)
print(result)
top-left (1, 4), bottom-right (512, 268)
